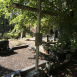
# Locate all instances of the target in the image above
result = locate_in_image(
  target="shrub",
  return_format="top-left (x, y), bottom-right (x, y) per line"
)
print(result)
top-left (3, 33), bottom-right (19, 39)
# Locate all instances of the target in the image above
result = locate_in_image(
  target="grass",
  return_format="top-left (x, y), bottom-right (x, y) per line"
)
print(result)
top-left (5, 33), bottom-right (18, 37)
top-left (25, 34), bottom-right (32, 38)
top-left (3, 33), bottom-right (19, 39)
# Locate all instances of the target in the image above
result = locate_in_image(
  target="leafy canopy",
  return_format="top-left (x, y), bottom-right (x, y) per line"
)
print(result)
top-left (0, 0), bottom-right (77, 51)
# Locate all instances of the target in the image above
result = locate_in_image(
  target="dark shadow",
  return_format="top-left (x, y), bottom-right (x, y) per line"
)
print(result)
top-left (47, 53), bottom-right (77, 77)
top-left (0, 65), bottom-right (14, 77)
top-left (26, 40), bottom-right (35, 41)
top-left (28, 45), bottom-right (53, 61)
top-left (28, 52), bottom-right (52, 61)
top-left (28, 55), bottom-right (36, 59)
top-left (52, 62), bottom-right (77, 77)
top-left (0, 51), bottom-right (18, 57)
top-left (28, 54), bottom-right (48, 60)
top-left (39, 52), bottom-right (53, 61)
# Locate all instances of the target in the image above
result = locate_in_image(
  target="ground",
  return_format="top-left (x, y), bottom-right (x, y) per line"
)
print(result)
top-left (0, 38), bottom-right (45, 76)
top-left (0, 38), bottom-right (77, 77)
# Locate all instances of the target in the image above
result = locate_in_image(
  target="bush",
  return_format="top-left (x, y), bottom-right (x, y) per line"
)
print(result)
top-left (3, 33), bottom-right (19, 39)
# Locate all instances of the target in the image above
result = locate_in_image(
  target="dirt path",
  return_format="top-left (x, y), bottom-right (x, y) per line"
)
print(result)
top-left (0, 38), bottom-right (45, 76)
top-left (0, 38), bottom-right (77, 77)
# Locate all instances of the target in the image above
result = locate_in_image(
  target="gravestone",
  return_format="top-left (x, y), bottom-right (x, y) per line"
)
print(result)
top-left (0, 40), bottom-right (9, 50)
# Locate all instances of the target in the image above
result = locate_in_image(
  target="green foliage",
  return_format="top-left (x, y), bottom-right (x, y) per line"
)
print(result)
top-left (0, 0), bottom-right (77, 51)
top-left (40, 21), bottom-right (53, 35)
top-left (6, 33), bottom-right (18, 37)
top-left (0, 0), bottom-right (37, 33)
top-left (40, 17), bottom-right (55, 35)
top-left (25, 34), bottom-right (31, 38)
top-left (4, 32), bottom-right (18, 39)
top-left (57, 0), bottom-right (77, 51)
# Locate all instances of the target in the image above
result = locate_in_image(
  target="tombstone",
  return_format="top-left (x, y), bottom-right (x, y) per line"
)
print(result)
top-left (0, 40), bottom-right (9, 50)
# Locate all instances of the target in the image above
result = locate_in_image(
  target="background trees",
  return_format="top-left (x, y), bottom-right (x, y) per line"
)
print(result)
top-left (0, 0), bottom-right (77, 51)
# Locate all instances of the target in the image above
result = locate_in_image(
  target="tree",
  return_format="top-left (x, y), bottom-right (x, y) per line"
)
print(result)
top-left (0, 0), bottom-right (77, 51)
top-left (57, 0), bottom-right (77, 51)
top-left (0, 0), bottom-right (37, 37)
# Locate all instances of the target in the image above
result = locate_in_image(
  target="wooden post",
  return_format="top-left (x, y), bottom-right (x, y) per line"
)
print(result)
top-left (10, 0), bottom-right (58, 72)
top-left (35, 0), bottom-right (41, 72)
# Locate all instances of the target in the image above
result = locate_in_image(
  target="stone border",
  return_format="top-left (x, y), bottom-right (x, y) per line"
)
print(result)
top-left (3, 61), bottom-right (46, 77)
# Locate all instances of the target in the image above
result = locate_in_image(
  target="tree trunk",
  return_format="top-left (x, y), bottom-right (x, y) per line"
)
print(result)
top-left (3, 14), bottom-right (7, 33)
top-left (21, 29), bottom-right (26, 38)
top-left (47, 35), bottom-right (49, 42)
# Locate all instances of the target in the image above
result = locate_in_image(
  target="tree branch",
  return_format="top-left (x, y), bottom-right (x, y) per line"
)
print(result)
top-left (10, 3), bottom-right (58, 16)
top-left (50, 2), bottom-right (62, 12)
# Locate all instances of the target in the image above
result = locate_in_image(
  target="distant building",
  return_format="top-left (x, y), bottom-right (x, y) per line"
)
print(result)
top-left (30, 26), bottom-right (37, 33)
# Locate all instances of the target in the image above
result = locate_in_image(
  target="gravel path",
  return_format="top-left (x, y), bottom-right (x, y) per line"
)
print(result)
top-left (1, 38), bottom-right (77, 77)
top-left (0, 39), bottom-right (45, 77)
